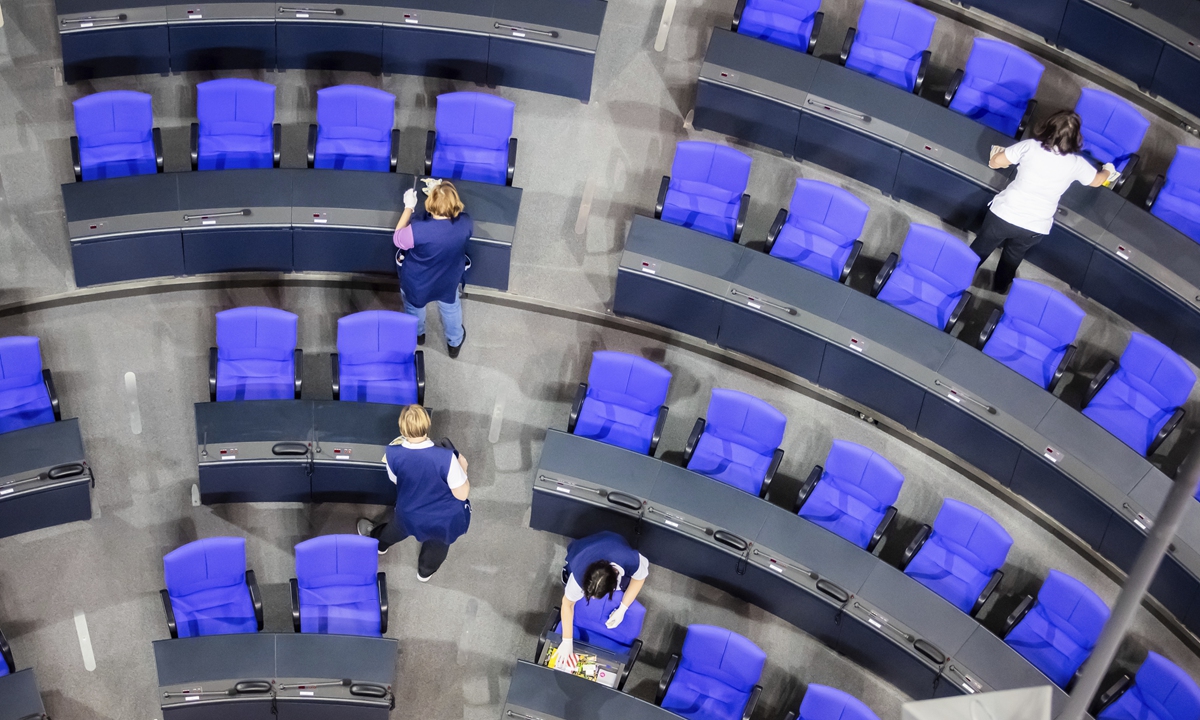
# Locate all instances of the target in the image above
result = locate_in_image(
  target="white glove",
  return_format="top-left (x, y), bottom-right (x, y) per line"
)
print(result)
top-left (605, 604), bottom-right (627, 629)
top-left (403, 188), bottom-right (418, 210)
top-left (553, 639), bottom-right (577, 672)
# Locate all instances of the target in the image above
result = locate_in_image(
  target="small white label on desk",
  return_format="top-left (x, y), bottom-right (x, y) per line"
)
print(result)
top-left (403, 14), bottom-right (417, 22)
top-left (946, 392), bottom-right (961, 403)
top-left (202, 219), bottom-right (216, 225)
top-left (185, 696), bottom-right (199, 702)
top-left (300, 691), bottom-right (314, 696)
top-left (555, 486), bottom-right (571, 494)
top-left (0, 489), bottom-right (13, 496)
top-left (1116, 245), bottom-right (1130, 260)
top-left (867, 618), bottom-right (882, 629)
top-left (963, 684), bottom-right (975, 693)
top-left (295, 12), bottom-right (308, 16)
top-left (81, 21), bottom-right (93, 26)
top-left (1043, 446), bottom-right (1062, 463)
top-left (664, 519), bottom-right (679, 528)
top-left (313, 217), bottom-right (326, 224)
top-left (187, 13), bottom-right (202, 18)
top-left (849, 337), bottom-right (866, 353)
top-left (512, 30), bottom-right (524, 36)
top-left (769, 564), bottom-right (783, 574)
top-left (747, 301), bottom-right (762, 309)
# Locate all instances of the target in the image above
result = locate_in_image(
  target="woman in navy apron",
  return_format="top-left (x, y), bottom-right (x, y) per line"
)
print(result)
top-left (393, 179), bottom-right (473, 358)
top-left (356, 405), bottom-right (471, 581)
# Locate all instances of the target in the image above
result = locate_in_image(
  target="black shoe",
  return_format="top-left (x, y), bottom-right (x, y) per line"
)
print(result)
top-left (417, 333), bottom-right (426, 346)
top-left (448, 327), bottom-right (466, 359)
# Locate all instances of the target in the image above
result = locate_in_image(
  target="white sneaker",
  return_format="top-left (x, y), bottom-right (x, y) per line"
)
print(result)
top-left (417, 570), bottom-right (433, 583)
top-left (356, 518), bottom-right (374, 537)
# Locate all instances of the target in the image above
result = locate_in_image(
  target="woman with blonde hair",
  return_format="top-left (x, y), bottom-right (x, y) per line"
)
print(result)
top-left (393, 179), bottom-right (472, 357)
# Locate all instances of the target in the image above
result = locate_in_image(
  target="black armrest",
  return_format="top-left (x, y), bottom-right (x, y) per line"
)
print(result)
top-left (290, 578), bottom-right (301, 633)
top-left (794, 464), bottom-right (822, 512)
top-left (568, 382), bottom-right (588, 433)
top-left (807, 12), bottom-right (823, 54)
top-left (650, 405), bottom-right (669, 456)
top-left (900, 524), bottom-right (931, 570)
top-left (415, 350), bottom-right (426, 406)
top-left (1094, 674), bottom-right (1132, 715)
top-left (1083, 358), bottom-right (1117, 408)
top-left (841, 241), bottom-right (862, 283)
top-left (943, 68), bottom-right (964, 106)
top-left (389, 129), bottom-right (400, 173)
top-left (160, 589), bottom-right (178, 639)
top-left (1049, 345), bottom-right (1076, 394)
top-left (377, 572), bottom-right (389, 634)
top-left (840, 27), bottom-right (855, 64)
top-left (153, 127), bottom-right (164, 173)
top-left (1146, 174), bottom-right (1166, 210)
top-left (868, 506), bottom-right (897, 552)
top-left (306, 124), bottom-right (317, 168)
top-left (506, 137), bottom-right (518, 186)
top-left (1016, 99), bottom-right (1037, 139)
top-left (971, 569), bottom-right (1003, 617)
top-left (190, 122), bottom-right (200, 171)
top-left (944, 291), bottom-right (972, 333)
top-left (656, 654), bottom-right (680, 705)
top-left (535, 606), bottom-right (561, 660)
top-left (765, 208), bottom-right (787, 254)
top-left (655, 176), bottom-right (670, 219)
top-left (977, 308), bottom-right (1001, 349)
top-left (71, 136), bottom-right (82, 182)
top-left (208, 347), bottom-right (218, 402)
top-left (731, 0), bottom-right (745, 30)
top-left (620, 638), bottom-right (642, 690)
top-left (272, 123), bottom-right (282, 168)
top-left (1002, 595), bottom-right (1034, 638)
top-left (733, 194), bottom-right (750, 243)
top-left (913, 51), bottom-right (931, 95)
top-left (1114, 154), bottom-right (1138, 194)
top-left (872, 253), bottom-right (898, 297)
top-left (1149, 407), bottom-right (1185, 456)
top-left (42, 369), bottom-right (60, 421)
top-left (761, 448), bottom-right (784, 500)
top-left (424, 130), bottom-right (436, 176)
top-left (331, 353), bottom-right (340, 401)
top-left (742, 685), bottom-right (762, 720)
top-left (682, 417), bottom-right (705, 466)
top-left (246, 570), bottom-right (264, 631)
top-left (0, 628), bottom-right (12, 675)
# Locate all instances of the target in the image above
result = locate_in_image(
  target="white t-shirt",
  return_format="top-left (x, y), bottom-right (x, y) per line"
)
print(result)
top-left (382, 438), bottom-right (467, 489)
top-left (564, 554), bottom-right (650, 602)
top-left (989, 140), bottom-right (1098, 235)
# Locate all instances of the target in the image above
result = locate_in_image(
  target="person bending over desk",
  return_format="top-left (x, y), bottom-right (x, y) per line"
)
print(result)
top-left (973, 110), bottom-right (1114, 294)
top-left (555, 531), bottom-right (649, 672)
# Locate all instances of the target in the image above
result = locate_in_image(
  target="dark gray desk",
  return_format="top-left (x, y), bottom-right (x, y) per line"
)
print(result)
top-left (154, 633), bottom-right (397, 719)
top-left (0, 419), bottom-right (94, 540)
top-left (503, 659), bottom-right (679, 720)
top-left (0, 670), bottom-right (48, 720)
top-left (613, 215), bottom-right (1200, 636)
top-left (62, 169), bottom-right (521, 291)
top-left (194, 400), bottom-right (401, 505)
top-left (529, 430), bottom-right (1077, 710)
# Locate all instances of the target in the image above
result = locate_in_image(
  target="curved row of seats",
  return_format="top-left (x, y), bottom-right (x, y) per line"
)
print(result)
top-left (70, 81), bottom-right (518, 186)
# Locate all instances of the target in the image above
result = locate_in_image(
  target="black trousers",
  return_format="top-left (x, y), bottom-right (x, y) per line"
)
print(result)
top-left (371, 515), bottom-right (451, 577)
top-left (970, 210), bottom-right (1043, 292)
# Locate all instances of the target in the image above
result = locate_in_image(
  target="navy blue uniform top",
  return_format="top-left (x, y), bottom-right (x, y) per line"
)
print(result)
top-left (400, 213), bottom-right (473, 307)
top-left (385, 442), bottom-right (471, 545)
top-left (564, 531), bottom-right (648, 601)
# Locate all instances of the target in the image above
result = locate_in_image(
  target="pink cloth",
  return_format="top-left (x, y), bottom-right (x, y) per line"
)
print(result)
top-left (393, 225), bottom-right (415, 250)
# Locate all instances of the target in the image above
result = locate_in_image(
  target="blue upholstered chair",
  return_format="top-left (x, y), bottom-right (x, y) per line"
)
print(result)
top-left (424, 92), bottom-right (517, 186)
top-left (71, 90), bottom-right (162, 182)
top-left (656, 142), bottom-right (752, 242)
top-left (1095, 652), bottom-right (1200, 720)
top-left (0, 627), bottom-right (13, 677)
top-left (765, 179), bottom-right (869, 282)
top-left (161, 537), bottom-right (263, 639)
top-left (656, 625), bottom-right (766, 720)
top-left (537, 590), bottom-right (646, 690)
top-left (192, 79), bottom-right (280, 171)
top-left (210, 307), bottom-right (301, 402)
top-left (785, 684), bottom-right (881, 720)
top-left (839, 0), bottom-right (936, 93)
top-left (901, 498), bottom-right (1012, 616)
top-left (795, 440), bottom-right (903, 551)
top-left (569, 351), bottom-right (672, 456)
top-left (291, 535), bottom-right (388, 637)
top-left (944, 38), bottom-right (1044, 138)
top-left (1148, 145), bottom-right (1200, 244)
top-left (683, 389), bottom-right (787, 498)
top-left (733, 0), bottom-right (824, 54)
top-left (308, 85), bottom-right (398, 173)
top-left (978, 279), bottom-right (1085, 392)
top-left (873, 224), bottom-right (979, 332)
top-left (1002, 570), bottom-right (1109, 689)
top-left (334, 311), bottom-right (425, 406)
top-left (1082, 333), bottom-right (1195, 457)
top-left (0, 337), bottom-right (59, 435)
top-left (1075, 89), bottom-right (1150, 185)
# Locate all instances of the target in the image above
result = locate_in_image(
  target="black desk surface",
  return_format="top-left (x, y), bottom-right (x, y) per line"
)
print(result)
top-left (0, 417), bottom-right (87, 478)
top-left (154, 633), bottom-right (397, 687)
top-left (504, 659), bottom-right (679, 720)
top-left (0, 669), bottom-right (47, 720)
top-left (312, 401), bottom-right (402, 447)
top-left (195, 400), bottom-right (404, 446)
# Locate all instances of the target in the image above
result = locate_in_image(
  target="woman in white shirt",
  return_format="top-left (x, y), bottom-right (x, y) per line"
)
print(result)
top-left (973, 110), bottom-right (1113, 293)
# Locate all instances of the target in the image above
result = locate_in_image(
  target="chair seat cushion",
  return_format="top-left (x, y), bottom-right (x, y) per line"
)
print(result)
top-left (574, 396), bottom-right (657, 454)
top-left (216, 358), bottom-right (294, 401)
top-left (339, 360), bottom-right (418, 405)
top-left (983, 321), bottom-right (1065, 389)
top-left (876, 264), bottom-right (959, 329)
top-left (738, 8), bottom-right (814, 51)
top-left (1004, 605), bottom-right (1090, 688)
top-left (314, 138), bottom-right (390, 172)
top-left (661, 667), bottom-right (752, 720)
top-left (0, 381), bottom-right (55, 434)
top-left (661, 182), bottom-right (740, 240)
top-left (904, 536), bottom-right (990, 613)
top-left (299, 585), bottom-right (381, 636)
top-left (770, 220), bottom-right (853, 280)
top-left (845, 39), bottom-right (921, 91)
top-left (199, 132), bottom-right (273, 171)
top-left (798, 477), bottom-right (885, 549)
top-left (688, 432), bottom-right (770, 495)
top-left (171, 585), bottom-right (257, 638)
top-left (431, 145), bottom-right (507, 186)
top-left (1152, 189), bottom-right (1200, 244)
top-left (80, 141), bottom-right (157, 181)
top-left (949, 85), bottom-right (1023, 137)
top-left (1083, 373), bottom-right (1172, 456)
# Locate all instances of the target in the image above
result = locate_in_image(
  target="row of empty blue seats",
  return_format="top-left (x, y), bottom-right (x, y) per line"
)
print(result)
top-left (71, 82), bottom-right (517, 185)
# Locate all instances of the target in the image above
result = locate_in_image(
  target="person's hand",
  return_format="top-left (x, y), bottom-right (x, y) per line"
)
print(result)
top-left (605, 604), bottom-right (627, 629)
top-left (553, 639), bottom-right (577, 672)
top-left (403, 188), bottom-right (418, 210)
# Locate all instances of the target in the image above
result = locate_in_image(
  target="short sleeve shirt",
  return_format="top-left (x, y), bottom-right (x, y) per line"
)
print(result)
top-left (382, 438), bottom-right (467, 489)
top-left (988, 140), bottom-right (1098, 235)
top-left (564, 554), bottom-right (650, 602)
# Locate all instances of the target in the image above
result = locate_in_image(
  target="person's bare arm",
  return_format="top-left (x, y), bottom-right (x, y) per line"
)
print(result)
top-left (451, 479), bottom-right (470, 501)
top-left (989, 147), bottom-right (1013, 169)
top-left (621, 576), bottom-right (645, 607)
top-left (559, 598), bottom-right (576, 640)
top-left (1088, 168), bottom-right (1109, 187)
top-left (395, 207), bottom-right (414, 231)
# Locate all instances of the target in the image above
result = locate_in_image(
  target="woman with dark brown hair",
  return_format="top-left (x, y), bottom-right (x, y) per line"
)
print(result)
top-left (972, 110), bottom-right (1115, 293)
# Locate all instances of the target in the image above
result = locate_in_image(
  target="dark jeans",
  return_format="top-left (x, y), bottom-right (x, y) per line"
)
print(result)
top-left (971, 210), bottom-right (1043, 292)
top-left (371, 516), bottom-right (451, 577)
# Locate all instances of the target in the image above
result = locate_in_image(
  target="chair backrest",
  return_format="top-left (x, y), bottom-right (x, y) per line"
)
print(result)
top-left (823, 440), bottom-right (904, 509)
top-left (744, 0), bottom-right (822, 21)
top-left (1075, 89), bottom-right (1150, 166)
top-left (787, 179), bottom-right (870, 245)
top-left (930, 498), bottom-right (1013, 575)
top-left (586, 351), bottom-right (672, 415)
top-left (337, 310), bottom-right (417, 366)
top-left (1117, 333), bottom-right (1196, 412)
top-left (798, 684), bottom-right (881, 720)
top-left (855, 0), bottom-right (936, 55)
top-left (1162, 145), bottom-right (1200, 202)
top-left (898, 224), bottom-right (979, 293)
top-left (197, 79), bottom-right (275, 137)
top-left (1001, 280), bottom-right (1086, 349)
top-left (671, 141), bottom-right (752, 196)
top-left (572, 590), bottom-right (647, 648)
top-left (1121, 652), bottom-right (1200, 720)
top-left (72, 90), bottom-right (153, 149)
top-left (316, 85), bottom-right (395, 141)
top-left (961, 39), bottom-right (1044, 106)
top-left (295, 535), bottom-right (378, 590)
top-left (436, 92), bottom-right (514, 146)
top-left (164, 537), bottom-right (248, 597)
top-left (216, 307), bottom-right (297, 362)
top-left (679, 625), bottom-right (767, 693)
top-left (0, 337), bottom-right (45, 392)
top-left (704, 389), bottom-right (787, 456)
